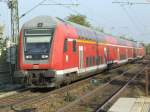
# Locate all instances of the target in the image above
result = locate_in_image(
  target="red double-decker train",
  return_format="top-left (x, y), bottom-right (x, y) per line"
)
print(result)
top-left (17, 16), bottom-right (145, 87)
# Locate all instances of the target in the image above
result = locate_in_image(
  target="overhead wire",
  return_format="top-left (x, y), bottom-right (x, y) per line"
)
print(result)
top-left (122, 0), bottom-right (150, 42)
top-left (19, 0), bottom-right (47, 19)
top-left (19, 0), bottom-right (79, 19)
top-left (125, 0), bottom-right (147, 33)
top-left (18, 0), bottom-right (118, 35)
top-left (50, 0), bottom-right (112, 33)
top-left (127, 1), bottom-right (150, 37)
top-left (112, 1), bottom-right (150, 5)
top-left (81, 3), bottom-right (137, 38)
top-left (50, 0), bottom-right (138, 38)
top-left (49, 0), bottom-right (96, 23)
top-left (0, 0), bottom-right (7, 3)
top-left (80, 3), bottom-right (114, 31)
top-left (114, 0), bottom-right (144, 38)
top-left (4, 0), bottom-right (148, 40)
top-left (122, 0), bottom-right (142, 37)
top-left (82, 3), bottom-right (118, 25)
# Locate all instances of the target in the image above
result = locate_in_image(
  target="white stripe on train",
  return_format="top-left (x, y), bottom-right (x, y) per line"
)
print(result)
top-left (56, 58), bottom-right (140, 75)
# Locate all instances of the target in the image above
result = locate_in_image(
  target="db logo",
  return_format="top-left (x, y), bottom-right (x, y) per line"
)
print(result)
top-left (33, 65), bottom-right (39, 69)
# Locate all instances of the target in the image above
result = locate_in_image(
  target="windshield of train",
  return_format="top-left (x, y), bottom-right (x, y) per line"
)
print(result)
top-left (24, 29), bottom-right (54, 60)
top-left (25, 36), bottom-right (51, 54)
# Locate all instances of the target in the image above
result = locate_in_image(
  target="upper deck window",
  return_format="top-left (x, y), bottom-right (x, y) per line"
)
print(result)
top-left (73, 40), bottom-right (76, 52)
top-left (64, 39), bottom-right (68, 52)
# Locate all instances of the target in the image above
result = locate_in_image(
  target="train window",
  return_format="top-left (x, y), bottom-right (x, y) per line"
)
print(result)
top-left (100, 56), bottom-right (103, 64)
top-left (120, 54), bottom-right (126, 60)
top-left (73, 40), bottom-right (76, 52)
top-left (96, 56), bottom-right (99, 65)
top-left (99, 56), bottom-right (101, 64)
top-left (95, 56), bottom-right (98, 65)
top-left (90, 57), bottom-right (92, 66)
top-left (64, 39), bottom-right (68, 52)
top-left (93, 56), bottom-right (95, 65)
top-left (86, 57), bottom-right (89, 67)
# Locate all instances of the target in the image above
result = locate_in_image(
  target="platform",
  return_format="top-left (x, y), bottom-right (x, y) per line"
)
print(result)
top-left (108, 97), bottom-right (150, 112)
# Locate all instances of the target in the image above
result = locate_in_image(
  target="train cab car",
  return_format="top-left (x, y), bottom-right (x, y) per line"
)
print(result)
top-left (18, 17), bottom-right (79, 87)
top-left (16, 16), bottom-right (145, 88)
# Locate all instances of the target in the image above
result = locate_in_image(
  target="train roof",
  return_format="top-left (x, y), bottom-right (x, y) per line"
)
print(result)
top-left (22, 16), bottom-right (144, 48)
top-left (65, 19), bottom-right (144, 48)
top-left (22, 16), bottom-right (59, 29)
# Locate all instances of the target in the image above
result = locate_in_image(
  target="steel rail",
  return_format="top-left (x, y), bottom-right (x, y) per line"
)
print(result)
top-left (95, 65), bottom-right (148, 112)
top-left (0, 63), bottom-right (140, 112)
top-left (56, 65), bottom-right (140, 112)
top-left (0, 65), bottom-right (124, 110)
top-left (11, 64), bottom-right (131, 108)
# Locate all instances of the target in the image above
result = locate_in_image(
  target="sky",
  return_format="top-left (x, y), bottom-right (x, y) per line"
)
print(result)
top-left (0, 0), bottom-right (150, 43)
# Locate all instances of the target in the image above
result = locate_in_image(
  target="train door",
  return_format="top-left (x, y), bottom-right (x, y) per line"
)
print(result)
top-left (104, 47), bottom-right (108, 64)
top-left (79, 46), bottom-right (84, 73)
top-left (117, 48), bottom-right (120, 60)
top-left (126, 48), bottom-right (128, 59)
top-left (133, 48), bottom-right (136, 58)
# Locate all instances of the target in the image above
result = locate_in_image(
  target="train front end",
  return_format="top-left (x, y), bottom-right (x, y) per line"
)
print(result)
top-left (18, 17), bottom-right (58, 88)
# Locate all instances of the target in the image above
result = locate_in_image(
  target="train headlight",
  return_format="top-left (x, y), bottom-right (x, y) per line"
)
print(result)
top-left (26, 55), bottom-right (32, 59)
top-left (41, 55), bottom-right (48, 59)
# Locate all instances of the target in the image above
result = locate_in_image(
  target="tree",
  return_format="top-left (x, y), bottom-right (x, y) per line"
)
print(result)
top-left (119, 35), bottom-right (135, 41)
top-left (0, 25), bottom-right (4, 51)
top-left (0, 25), bottom-right (3, 33)
top-left (93, 26), bottom-right (104, 33)
top-left (0, 25), bottom-right (8, 65)
top-left (66, 14), bottom-right (91, 27)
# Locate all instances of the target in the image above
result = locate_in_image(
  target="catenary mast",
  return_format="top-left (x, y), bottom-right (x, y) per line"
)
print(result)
top-left (8, 0), bottom-right (19, 44)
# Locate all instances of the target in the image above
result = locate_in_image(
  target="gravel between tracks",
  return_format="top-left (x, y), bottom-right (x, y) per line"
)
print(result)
top-left (0, 63), bottom-right (143, 112)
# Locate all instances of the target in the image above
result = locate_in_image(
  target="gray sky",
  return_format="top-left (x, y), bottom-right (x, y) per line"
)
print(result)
top-left (0, 0), bottom-right (150, 43)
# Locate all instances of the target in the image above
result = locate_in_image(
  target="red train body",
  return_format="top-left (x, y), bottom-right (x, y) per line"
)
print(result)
top-left (17, 16), bottom-right (145, 87)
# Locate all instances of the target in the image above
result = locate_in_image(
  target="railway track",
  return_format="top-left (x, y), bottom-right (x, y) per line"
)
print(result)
top-left (0, 62), bottom-right (144, 112)
top-left (56, 64), bottom-right (145, 112)
top-left (95, 66), bottom-right (147, 112)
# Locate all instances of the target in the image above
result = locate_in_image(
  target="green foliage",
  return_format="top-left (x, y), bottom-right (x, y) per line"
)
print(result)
top-left (67, 14), bottom-right (91, 27)
top-left (0, 25), bottom-right (4, 50)
top-left (119, 35), bottom-right (135, 41)
top-left (66, 14), bottom-right (107, 34)
top-left (85, 107), bottom-right (93, 112)
top-left (93, 26), bottom-right (104, 33)
top-left (0, 25), bottom-right (4, 33)
top-left (0, 24), bottom-right (7, 63)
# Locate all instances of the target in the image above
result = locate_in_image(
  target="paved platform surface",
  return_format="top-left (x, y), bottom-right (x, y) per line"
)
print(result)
top-left (109, 97), bottom-right (150, 112)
